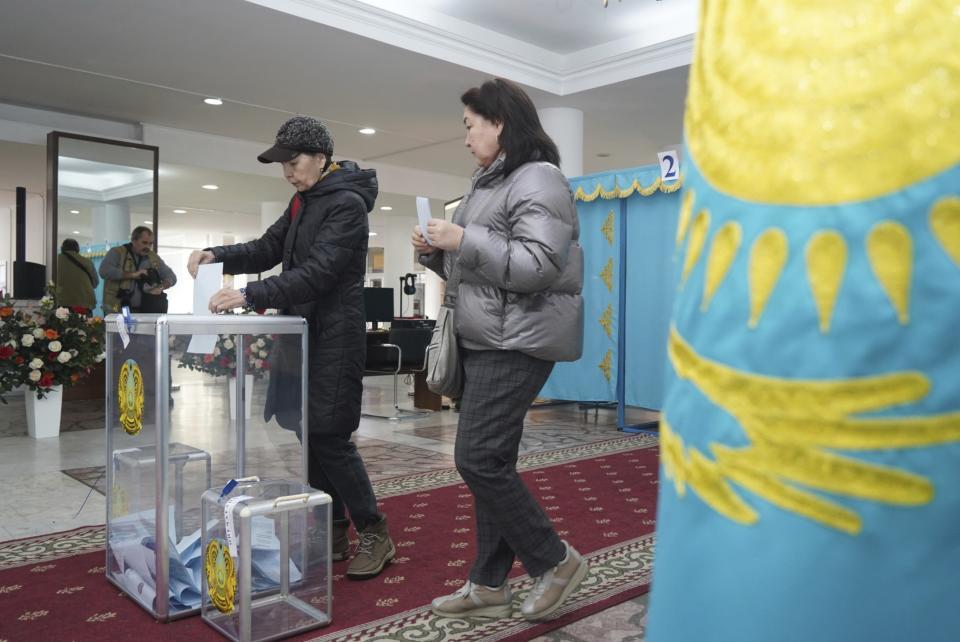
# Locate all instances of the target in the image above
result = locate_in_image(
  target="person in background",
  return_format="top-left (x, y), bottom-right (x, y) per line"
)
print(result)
top-left (99, 226), bottom-right (176, 313)
top-left (413, 78), bottom-right (586, 621)
top-left (187, 115), bottom-right (395, 579)
top-left (56, 238), bottom-right (98, 311)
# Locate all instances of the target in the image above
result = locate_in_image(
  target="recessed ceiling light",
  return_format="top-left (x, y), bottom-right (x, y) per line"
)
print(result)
top-left (201, 184), bottom-right (219, 190)
top-left (369, 232), bottom-right (378, 236)
top-left (70, 209), bottom-right (79, 214)
top-left (379, 206), bottom-right (392, 211)
top-left (173, 209), bottom-right (187, 214)
top-left (72, 230), bottom-right (79, 234)
top-left (144, 220), bottom-right (153, 225)
top-left (596, 152), bottom-right (611, 158)
top-left (204, 97), bottom-right (223, 106)
top-left (358, 128), bottom-right (376, 135)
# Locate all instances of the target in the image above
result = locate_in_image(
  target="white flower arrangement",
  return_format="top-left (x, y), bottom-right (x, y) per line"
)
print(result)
top-left (29, 357), bottom-right (43, 369)
top-left (28, 370), bottom-right (41, 382)
top-left (48, 340), bottom-right (62, 353)
top-left (21, 334), bottom-right (34, 347)
top-left (54, 307), bottom-right (70, 320)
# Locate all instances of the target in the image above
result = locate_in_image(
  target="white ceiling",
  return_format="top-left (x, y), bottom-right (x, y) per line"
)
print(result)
top-left (0, 0), bottom-right (693, 245)
top-left (357, 0), bottom-right (696, 53)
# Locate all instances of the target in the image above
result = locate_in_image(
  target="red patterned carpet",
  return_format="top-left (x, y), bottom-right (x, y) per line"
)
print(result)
top-left (0, 435), bottom-right (657, 642)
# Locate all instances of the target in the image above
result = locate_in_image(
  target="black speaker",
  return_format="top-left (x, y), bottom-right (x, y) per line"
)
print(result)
top-left (402, 273), bottom-right (417, 295)
top-left (14, 261), bottom-right (46, 299)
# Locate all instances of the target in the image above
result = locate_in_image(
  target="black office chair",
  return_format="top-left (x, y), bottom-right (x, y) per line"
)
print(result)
top-left (362, 327), bottom-right (433, 420)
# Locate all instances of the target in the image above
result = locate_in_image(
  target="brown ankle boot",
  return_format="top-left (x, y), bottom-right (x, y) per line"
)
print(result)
top-left (332, 518), bottom-right (350, 562)
top-left (346, 516), bottom-right (395, 579)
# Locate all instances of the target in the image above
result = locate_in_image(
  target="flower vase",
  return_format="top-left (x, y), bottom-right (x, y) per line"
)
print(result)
top-left (228, 374), bottom-right (254, 420)
top-left (25, 385), bottom-right (63, 439)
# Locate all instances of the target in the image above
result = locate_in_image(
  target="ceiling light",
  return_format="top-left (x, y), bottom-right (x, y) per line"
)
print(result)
top-left (202, 184), bottom-right (219, 190)
top-left (70, 209), bottom-right (79, 214)
top-left (369, 232), bottom-right (378, 236)
top-left (596, 152), bottom-right (611, 158)
top-left (173, 209), bottom-right (187, 214)
top-left (379, 205), bottom-right (392, 211)
top-left (72, 230), bottom-right (79, 234)
top-left (358, 128), bottom-right (376, 135)
top-left (204, 97), bottom-right (223, 106)
top-left (144, 220), bottom-right (153, 225)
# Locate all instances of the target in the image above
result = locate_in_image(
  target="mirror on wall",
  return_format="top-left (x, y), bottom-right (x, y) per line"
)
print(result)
top-left (47, 132), bottom-right (158, 313)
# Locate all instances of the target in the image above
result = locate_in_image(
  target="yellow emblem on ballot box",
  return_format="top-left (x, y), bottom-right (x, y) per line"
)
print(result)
top-left (118, 359), bottom-right (144, 436)
top-left (205, 538), bottom-right (237, 614)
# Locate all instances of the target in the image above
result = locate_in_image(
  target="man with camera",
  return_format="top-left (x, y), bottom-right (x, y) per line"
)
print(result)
top-left (100, 225), bottom-right (177, 313)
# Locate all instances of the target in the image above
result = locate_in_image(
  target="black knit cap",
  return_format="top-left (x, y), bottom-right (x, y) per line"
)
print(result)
top-left (257, 115), bottom-right (334, 163)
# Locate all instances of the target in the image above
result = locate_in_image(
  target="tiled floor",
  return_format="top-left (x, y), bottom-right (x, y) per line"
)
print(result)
top-left (0, 371), bottom-right (654, 640)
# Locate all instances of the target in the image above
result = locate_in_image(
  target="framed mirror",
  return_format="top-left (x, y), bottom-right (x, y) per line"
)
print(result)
top-left (47, 132), bottom-right (158, 313)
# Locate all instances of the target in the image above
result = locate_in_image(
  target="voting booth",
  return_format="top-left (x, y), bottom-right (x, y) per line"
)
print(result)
top-left (104, 314), bottom-right (309, 620)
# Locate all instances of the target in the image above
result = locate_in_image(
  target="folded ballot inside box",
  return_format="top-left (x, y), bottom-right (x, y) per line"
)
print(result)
top-left (108, 503), bottom-right (305, 613)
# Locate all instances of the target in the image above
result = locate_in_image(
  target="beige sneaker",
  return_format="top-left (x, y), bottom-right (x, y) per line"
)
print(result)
top-left (346, 516), bottom-right (395, 579)
top-left (431, 581), bottom-right (513, 619)
top-left (520, 541), bottom-right (589, 621)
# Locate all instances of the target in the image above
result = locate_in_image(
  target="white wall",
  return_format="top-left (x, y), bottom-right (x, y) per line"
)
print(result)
top-left (368, 201), bottom-right (445, 319)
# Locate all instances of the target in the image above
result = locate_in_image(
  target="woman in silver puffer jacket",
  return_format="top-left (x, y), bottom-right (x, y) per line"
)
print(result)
top-left (413, 78), bottom-right (586, 623)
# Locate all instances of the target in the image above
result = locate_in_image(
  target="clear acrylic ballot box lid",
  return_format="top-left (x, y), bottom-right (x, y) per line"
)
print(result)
top-left (105, 313), bottom-right (310, 620)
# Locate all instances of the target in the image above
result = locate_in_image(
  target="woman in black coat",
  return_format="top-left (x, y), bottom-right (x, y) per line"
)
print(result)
top-left (189, 115), bottom-right (395, 579)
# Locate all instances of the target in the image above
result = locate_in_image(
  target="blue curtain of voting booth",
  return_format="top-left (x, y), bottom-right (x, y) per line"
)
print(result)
top-left (540, 164), bottom-right (681, 412)
top-left (624, 185), bottom-right (680, 409)
top-left (539, 195), bottom-right (619, 402)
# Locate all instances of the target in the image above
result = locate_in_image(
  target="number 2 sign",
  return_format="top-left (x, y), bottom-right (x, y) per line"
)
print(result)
top-left (658, 150), bottom-right (680, 182)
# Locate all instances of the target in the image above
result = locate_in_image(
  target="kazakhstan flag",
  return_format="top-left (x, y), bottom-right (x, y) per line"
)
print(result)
top-left (647, 2), bottom-right (960, 641)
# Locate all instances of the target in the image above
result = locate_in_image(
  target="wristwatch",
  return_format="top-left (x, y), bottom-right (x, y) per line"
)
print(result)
top-left (238, 287), bottom-right (255, 311)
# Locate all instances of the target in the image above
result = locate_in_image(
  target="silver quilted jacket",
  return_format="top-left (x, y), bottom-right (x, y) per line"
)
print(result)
top-left (421, 156), bottom-right (584, 362)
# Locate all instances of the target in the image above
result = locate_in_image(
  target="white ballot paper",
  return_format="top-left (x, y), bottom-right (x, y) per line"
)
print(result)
top-left (186, 262), bottom-right (223, 354)
top-left (416, 196), bottom-right (434, 246)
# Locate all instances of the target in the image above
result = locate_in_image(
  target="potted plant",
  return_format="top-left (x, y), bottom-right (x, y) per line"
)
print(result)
top-left (0, 291), bottom-right (106, 437)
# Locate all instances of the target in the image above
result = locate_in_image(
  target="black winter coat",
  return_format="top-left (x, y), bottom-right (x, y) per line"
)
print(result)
top-left (209, 161), bottom-right (377, 434)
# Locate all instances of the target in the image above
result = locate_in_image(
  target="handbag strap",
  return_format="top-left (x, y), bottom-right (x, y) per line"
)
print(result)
top-left (443, 257), bottom-right (461, 307)
top-left (63, 252), bottom-right (95, 287)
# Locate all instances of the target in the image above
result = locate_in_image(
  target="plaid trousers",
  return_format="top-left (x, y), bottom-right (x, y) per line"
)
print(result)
top-left (456, 348), bottom-right (567, 586)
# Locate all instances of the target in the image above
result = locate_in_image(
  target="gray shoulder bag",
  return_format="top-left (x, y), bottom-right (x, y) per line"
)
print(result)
top-left (425, 260), bottom-right (464, 397)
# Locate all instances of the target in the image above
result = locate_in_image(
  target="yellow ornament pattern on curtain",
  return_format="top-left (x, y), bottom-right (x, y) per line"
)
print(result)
top-left (930, 196), bottom-right (960, 267)
top-left (600, 258), bottom-right (614, 293)
top-left (118, 359), bottom-right (144, 436)
top-left (601, 211), bottom-right (615, 246)
top-left (599, 303), bottom-right (614, 340)
top-left (663, 327), bottom-right (960, 535)
top-left (805, 231), bottom-right (848, 333)
top-left (598, 350), bottom-right (613, 383)
top-left (685, 1), bottom-right (960, 205)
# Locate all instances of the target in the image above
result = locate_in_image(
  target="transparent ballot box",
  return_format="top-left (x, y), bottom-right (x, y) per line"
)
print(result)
top-left (201, 479), bottom-right (332, 642)
top-left (105, 314), bottom-right (310, 621)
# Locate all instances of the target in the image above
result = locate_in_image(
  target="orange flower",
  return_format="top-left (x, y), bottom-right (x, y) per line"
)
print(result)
top-left (44, 328), bottom-right (59, 340)
top-left (0, 307), bottom-right (12, 317)
top-left (71, 373), bottom-right (80, 382)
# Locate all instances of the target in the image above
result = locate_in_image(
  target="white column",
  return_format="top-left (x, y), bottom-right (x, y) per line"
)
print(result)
top-left (92, 201), bottom-right (131, 246)
top-left (258, 202), bottom-right (285, 279)
top-left (537, 107), bottom-right (584, 178)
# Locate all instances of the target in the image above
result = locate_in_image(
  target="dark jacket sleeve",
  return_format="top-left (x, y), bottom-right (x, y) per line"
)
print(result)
top-left (209, 211), bottom-right (290, 275)
top-left (245, 196), bottom-right (367, 309)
